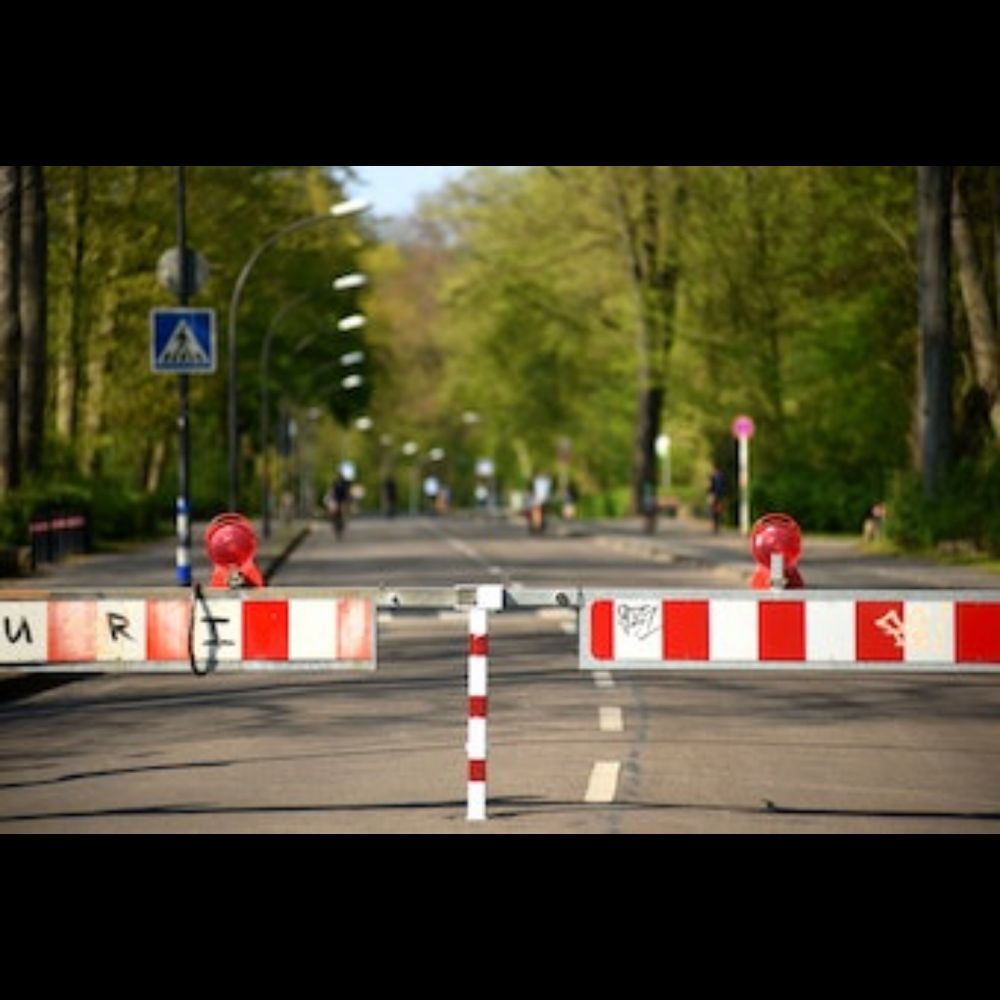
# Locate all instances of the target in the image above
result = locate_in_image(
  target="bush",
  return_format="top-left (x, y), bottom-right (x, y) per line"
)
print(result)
top-left (576, 485), bottom-right (634, 518)
top-left (0, 480), bottom-right (172, 549)
top-left (87, 481), bottom-right (170, 542)
top-left (0, 482), bottom-right (92, 547)
top-left (752, 464), bottom-right (881, 534)
top-left (886, 455), bottom-right (1000, 556)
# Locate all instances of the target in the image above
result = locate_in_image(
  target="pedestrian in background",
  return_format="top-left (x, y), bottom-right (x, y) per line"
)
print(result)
top-left (708, 464), bottom-right (726, 534)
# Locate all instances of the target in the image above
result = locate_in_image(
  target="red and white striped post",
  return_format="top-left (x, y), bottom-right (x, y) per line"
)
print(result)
top-left (466, 585), bottom-right (503, 822)
top-left (466, 605), bottom-right (489, 821)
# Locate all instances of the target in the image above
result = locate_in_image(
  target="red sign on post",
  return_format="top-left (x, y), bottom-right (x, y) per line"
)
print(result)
top-left (732, 415), bottom-right (755, 440)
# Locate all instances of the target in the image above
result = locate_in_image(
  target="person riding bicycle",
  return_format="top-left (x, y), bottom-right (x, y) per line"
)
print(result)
top-left (325, 471), bottom-right (351, 539)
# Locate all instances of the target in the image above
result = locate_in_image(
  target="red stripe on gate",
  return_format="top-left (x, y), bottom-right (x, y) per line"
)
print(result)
top-left (469, 760), bottom-right (487, 783)
top-left (468, 634), bottom-right (489, 656)
top-left (147, 600), bottom-right (191, 660)
top-left (956, 602), bottom-right (1000, 663)
top-left (468, 696), bottom-right (488, 718)
top-left (243, 601), bottom-right (289, 660)
top-left (857, 601), bottom-right (905, 661)
top-left (48, 602), bottom-right (97, 662)
top-left (337, 598), bottom-right (373, 661)
top-left (663, 601), bottom-right (709, 660)
top-left (759, 601), bottom-right (805, 661)
top-left (591, 600), bottom-right (614, 660)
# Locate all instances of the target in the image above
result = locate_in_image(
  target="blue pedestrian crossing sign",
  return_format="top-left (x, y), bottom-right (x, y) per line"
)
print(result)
top-left (150, 308), bottom-right (217, 375)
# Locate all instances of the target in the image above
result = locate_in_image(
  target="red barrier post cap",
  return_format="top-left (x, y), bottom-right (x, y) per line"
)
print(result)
top-left (749, 513), bottom-right (804, 589)
top-left (205, 513), bottom-right (264, 589)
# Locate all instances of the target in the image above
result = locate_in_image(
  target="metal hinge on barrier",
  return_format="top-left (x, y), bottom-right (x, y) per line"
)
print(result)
top-left (378, 586), bottom-right (504, 611)
top-left (377, 584), bottom-right (581, 612)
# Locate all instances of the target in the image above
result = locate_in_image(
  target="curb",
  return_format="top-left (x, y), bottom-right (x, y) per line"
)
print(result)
top-left (261, 523), bottom-right (312, 583)
top-left (590, 532), bottom-right (750, 584)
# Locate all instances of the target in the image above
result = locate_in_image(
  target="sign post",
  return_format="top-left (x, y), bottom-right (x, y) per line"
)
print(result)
top-left (732, 415), bottom-right (755, 536)
top-left (152, 168), bottom-right (215, 586)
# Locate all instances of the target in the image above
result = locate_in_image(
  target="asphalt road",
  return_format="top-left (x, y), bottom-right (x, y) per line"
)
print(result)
top-left (2, 513), bottom-right (999, 834)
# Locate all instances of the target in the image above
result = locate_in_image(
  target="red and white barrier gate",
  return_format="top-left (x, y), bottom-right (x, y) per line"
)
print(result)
top-left (581, 590), bottom-right (1000, 671)
top-left (0, 589), bottom-right (377, 673)
top-left (8, 584), bottom-right (1000, 826)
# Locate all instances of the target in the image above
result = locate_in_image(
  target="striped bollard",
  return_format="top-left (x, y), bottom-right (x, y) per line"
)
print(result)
top-left (466, 605), bottom-right (489, 821)
top-left (176, 496), bottom-right (191, 587)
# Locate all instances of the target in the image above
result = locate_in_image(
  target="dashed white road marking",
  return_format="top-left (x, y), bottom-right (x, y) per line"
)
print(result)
top-left (584, 761), bottom-right (621, 804)
top-left (592, 670), bottom-right (615, 689)
top-left (598, 706), bottom-right (624, 732)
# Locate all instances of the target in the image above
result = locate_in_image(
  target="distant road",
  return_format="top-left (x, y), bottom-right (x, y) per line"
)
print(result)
top-left (1, 514), bottom-right (998, 834)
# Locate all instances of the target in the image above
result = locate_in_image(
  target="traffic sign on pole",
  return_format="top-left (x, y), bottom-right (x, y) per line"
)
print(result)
top-left (151, 308), bottom-right (217, 375)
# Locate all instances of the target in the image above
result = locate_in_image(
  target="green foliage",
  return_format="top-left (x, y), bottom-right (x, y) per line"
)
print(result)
top-left (887, 454), bottom-right (1000, 555)
top-left (0, 482), bottom-right (91, 546)
top-left (8, 164), bottom-right (995, 555)
top-left (752, 464), bottom-right (883, 534)
top-left (362, 165), bottom-right (946, 534)
top-left (0, 478), bottom-right (170, 549)
top-left (28, 165), bottom-right (368, 527)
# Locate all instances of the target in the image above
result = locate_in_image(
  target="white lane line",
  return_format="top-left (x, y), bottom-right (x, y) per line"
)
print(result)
top-left (584, 761), bottom-right (621, 804)
top-left (428, 523), bottom-right (508, 577)
top-left (599, 706), bottom-right (624, 732)
top-left (592, 670), bottom-right (615, 689)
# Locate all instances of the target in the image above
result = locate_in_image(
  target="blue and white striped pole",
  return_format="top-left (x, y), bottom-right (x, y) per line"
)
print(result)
top-left (176, 495), bottom-right (191, 586)
top-left (175, 167), bottom-right (192, 587)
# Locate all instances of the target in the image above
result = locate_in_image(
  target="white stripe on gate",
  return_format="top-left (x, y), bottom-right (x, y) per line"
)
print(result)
top-left (0, 602), bottom-right (48, 663)
top-left (613, 599), bottom-right (662, 661)
top-left (97, 600), bottom-right (147, 662)
top-left (192, 598), bottom-right (242, 663)
top-left (289, 599), bottom-right (338, 661)
top-left (904, 600), bottom-right (954, 663)
top-left (805, 601), bottom-right (855, 662)
top-left (709, 599), bottom-right (757, 662)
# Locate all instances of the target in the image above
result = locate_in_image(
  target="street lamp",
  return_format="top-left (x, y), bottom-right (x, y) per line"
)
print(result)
top-left (258, 273), bottom-right (368, 539)
top-left (402, 441), bottom-right (419, 515)
top-left (337, 313), bottom-right (367, 332)
top-left (226, 196), bottom-right (370, 510)
top-left (333, 273), bottom-right (367, 291)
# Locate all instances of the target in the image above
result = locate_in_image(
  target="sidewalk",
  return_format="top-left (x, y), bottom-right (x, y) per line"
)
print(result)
top-left (0, 518), bottom-right (311, 590)
top-left (562, 514), bottom-right (1000, 590)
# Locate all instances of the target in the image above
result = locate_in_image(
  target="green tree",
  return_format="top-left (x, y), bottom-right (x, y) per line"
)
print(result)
top-left (0, 166), bottom-right (20, 492)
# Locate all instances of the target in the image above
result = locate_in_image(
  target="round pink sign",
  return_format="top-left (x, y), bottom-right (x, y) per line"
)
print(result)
top-left (732, 415), bottom-right (755, 439)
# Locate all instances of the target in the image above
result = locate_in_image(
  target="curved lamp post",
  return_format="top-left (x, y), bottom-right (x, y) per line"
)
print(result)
top-left (226, 196), bottom-right (369, 510)
top-left (258, 277), bottom-right (368, 538)
top-left (258, 292), bottom-right (312, 540)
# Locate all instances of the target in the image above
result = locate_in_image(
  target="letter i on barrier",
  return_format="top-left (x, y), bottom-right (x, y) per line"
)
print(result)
top-left (467, 605), bottom-right (489, 821)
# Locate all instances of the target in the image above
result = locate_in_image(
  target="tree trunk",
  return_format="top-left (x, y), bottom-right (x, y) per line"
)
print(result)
top-left (81, 280), bottom-right (119, 476)
top-left (951, 170), bottom-right (1000, 438)
top-left (917, 165), bottom-right (953, 498)
top-left (992, 166), bottom-right (1000, 378)
top-left (19, 165), bottom-right (46, 474)
top-left (633, 383), bottom-right (664, 526)
top-left (606, 167), bottom-right (680, 518)
top-left (56, 165), bottom-right (88, 444)
top-left (142, 437), bottom-right (167, 494)
top-left (0, 166), bottom-right (22, 493)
